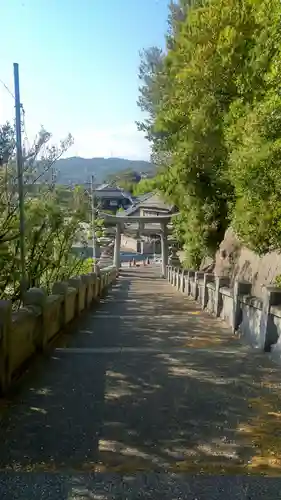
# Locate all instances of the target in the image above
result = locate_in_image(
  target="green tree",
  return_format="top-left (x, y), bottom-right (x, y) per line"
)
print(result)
top-left (0, 123), bottom-right (101, 305)
top-left (137, 0), bottom-right (281, 266)
top-left (223, 0), bottom-right (281, 253)
top-left (132, 177), bottom-right (158, 196)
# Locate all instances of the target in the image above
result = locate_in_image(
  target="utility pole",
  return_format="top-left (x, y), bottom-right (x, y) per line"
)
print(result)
top-left (90, 174), bottom-right (97, 273)
top-left (14, 63), bottom-right (26, 293)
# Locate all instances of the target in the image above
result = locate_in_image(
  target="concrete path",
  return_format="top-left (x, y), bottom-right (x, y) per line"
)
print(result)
top-left (1, 267), bottom-right (281, 498)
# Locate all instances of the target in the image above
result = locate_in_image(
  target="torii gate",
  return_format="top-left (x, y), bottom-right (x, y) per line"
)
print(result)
top-left (100, 212), bottom-right (176, 278)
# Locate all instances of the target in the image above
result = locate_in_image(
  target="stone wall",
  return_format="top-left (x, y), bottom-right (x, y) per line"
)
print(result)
top-left (166, 265), bottom-right (281, 362)
top-left (178, 228), bottom-right (281, 299)
top-left (214, 228), bottom-right (281, 299)
top-left (0, 266), bottom-right (117, 395)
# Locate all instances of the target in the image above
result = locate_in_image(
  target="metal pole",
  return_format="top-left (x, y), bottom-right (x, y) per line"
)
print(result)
top-left (13, 63), bottom-right (26, 292)
top-left (90, 174), bottom-right (97, 272)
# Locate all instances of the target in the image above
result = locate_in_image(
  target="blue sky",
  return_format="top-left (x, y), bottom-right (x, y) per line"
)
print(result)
top-left (0, 0), bottom-right (170, 160)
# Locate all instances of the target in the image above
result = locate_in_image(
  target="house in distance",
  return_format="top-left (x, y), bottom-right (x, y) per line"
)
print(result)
top-left (94, 184), bottom-right (133, 212)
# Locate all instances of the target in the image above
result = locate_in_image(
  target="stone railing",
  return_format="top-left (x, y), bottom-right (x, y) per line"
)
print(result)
top-left (0, 265), bottom-right (117, 395)
top-left (166, 265), bottom-right (281, 354)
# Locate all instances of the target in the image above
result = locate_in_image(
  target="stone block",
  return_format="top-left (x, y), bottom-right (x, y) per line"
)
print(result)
top-left (81, 274), bottom-right (92, 308)
top-left (95, 277), bottom-right (101, 300)
top-left (68, 277), bottom-right (85, 314)
top-left (9, 307), bottom-right (37, 378)
top-left (52, 282), bottom-right (77, 324)
top-left (23, 287), bottom-right (47, 350)
top-left (24, 287), bottom-right (62, 347)
top-left (87, 272), bottom-right (96, 304)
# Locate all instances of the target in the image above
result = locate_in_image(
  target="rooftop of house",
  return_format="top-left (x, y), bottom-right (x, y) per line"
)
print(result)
top-left (96, 183), bottom-right (117, 191)
top-left (123, 192), bottom-right (174, 216)
top-left (94, 183), bottom-right (132, 201)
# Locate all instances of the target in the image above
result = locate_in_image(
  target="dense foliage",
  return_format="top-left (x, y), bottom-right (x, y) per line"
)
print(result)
top-left (132, 177), bottom-right (159, 196)
top-left (0, 123), bottom-right (101, 306)
top-left (137, 0), bottom-right (281, 266)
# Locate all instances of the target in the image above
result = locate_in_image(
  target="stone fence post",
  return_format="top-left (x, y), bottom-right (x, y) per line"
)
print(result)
top-left (169, 266), bottom-right (173, 284)
top-left (169, 267), bottom-right (174, 285)
top-left (170, 267), bottom-right (175, 286)
top-left (24, 288), bottom-right (48, 350)
top-left (167, 266), bottom-right (171, 283)
top-left (180, 269), bottom-right (185, 293)
top-left (202, 273), bottom-right (214, 310)
top-left (175, 268), bottom-right (181, 289)
top-left (214, 276), bottom-right (230, 317)
top-left (88, 272), bottom-right (97, 303)
top-left (52, 281), bottom-right (75, 325)
top-left (170, 266), bottom-right (173, 283)
top-left (232, 280), bottom-right (251, 333)
top-left (68, 277), bottom-right (83, 314)
top-left (260, 286), bottom-right (281, 352)
top-left (186, 270), bottom-right (195, 296)
top-left (81, 274), bottom-right (93, 307)
top-left (194, 271), bottom-right (204, 300)
top-left (95, 276), bottom-right (101, 299)
top-left (171, 268), bottom-right (176, 286)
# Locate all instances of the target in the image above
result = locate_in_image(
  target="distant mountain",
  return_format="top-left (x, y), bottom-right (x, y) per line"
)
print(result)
top-left (55, 157), bottom-right (155, 185)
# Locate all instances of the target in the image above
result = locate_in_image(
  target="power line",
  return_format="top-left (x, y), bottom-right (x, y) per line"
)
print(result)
top-left (21, 105), bottom-right (30, 150)
top-left (0, 78), bottom-right (15, 99)
top-left (1, 76), bottom-right (50, 154)
top-left (0, 74), bottom-right (30, 151)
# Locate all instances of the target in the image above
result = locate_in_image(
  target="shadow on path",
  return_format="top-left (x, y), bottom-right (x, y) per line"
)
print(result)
top-left (0, 268), bottom-right (281, 498)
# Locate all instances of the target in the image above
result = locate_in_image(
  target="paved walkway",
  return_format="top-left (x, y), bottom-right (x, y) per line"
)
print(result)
top-left (1, 267), bottom-right (281, 498)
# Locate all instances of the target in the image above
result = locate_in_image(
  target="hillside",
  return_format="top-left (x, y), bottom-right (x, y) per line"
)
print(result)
top-left (55, 157), bottom-right (154, 185)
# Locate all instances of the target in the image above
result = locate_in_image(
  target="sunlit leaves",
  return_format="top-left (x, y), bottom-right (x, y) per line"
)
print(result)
top-left (137, 0), bottom-right (281, 264)
top-left (0, 125), bottom-right (91, 303)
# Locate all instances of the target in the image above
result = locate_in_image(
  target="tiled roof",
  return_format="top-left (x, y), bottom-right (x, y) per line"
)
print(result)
top-left (124, 192), bottom-right (173, 216)
top-left (95, 184), bottom-right (133, 202)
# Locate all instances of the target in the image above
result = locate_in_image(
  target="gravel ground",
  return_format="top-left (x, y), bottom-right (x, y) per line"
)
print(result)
top-left (0, 267), bottom-right (281, 498)
top-left (0, 472), bottom-right (281, 499)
